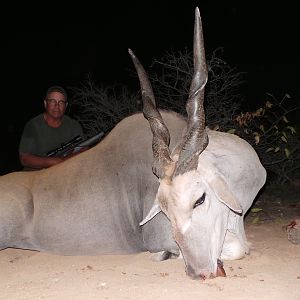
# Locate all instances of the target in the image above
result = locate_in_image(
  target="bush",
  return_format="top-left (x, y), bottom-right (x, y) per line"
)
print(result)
top-left (70, 51), bottom-right (300, 184)
top-left (231, 93), bottom-right (300, 184)
top-left (70, 48), bottom-right (245, 134)
top-left (69, 77), bottom-right (141, 137)
top-left (148, 48), bottom-right (245, 130)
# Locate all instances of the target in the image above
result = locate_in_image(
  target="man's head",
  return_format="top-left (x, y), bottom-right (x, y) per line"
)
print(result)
top-left (44, 86), bottom-right (68, 119)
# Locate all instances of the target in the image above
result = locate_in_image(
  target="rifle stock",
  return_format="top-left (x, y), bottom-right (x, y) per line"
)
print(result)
top-left (46, 132), bottom-right (104, 157)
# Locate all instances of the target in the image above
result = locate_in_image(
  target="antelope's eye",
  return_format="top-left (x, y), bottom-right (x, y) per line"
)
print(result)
top-left (193, 193), bottom-right (206, 209)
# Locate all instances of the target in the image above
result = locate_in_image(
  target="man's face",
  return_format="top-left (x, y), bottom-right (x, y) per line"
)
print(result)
top-left (44, 91), bottom-right (68, 119)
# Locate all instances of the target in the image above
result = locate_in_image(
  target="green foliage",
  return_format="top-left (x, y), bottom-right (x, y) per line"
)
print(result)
top-left (231, 93), bottom-right (300, 184)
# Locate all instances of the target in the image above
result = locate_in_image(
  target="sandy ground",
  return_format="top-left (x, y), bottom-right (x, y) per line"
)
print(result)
top-left (1, 220), bottom-right (299, 300)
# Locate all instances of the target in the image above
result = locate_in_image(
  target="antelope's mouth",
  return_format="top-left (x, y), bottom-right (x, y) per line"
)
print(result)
top-left (216, 259), bottom-right (226, 277)
top-left (186, 259), bottom-right (226, 280)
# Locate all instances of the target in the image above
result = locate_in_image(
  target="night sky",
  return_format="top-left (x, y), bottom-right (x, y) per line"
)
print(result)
top-left (1, 2), bottom-right (299, 174)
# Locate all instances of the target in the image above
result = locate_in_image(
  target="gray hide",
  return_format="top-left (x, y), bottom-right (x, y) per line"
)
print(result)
top-left (0, 112), bottom-right (185, 256)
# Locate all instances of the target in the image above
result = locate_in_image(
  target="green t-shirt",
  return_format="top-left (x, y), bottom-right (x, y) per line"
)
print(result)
top-left (19, 113), bottom-right (84, 156)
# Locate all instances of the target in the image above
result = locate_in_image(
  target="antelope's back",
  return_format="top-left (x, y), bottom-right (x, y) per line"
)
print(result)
top-left (0, 111), bottom-right (186, 254)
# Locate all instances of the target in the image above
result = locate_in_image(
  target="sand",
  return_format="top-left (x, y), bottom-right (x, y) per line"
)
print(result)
top-left (1, 221), bottom-right (299, 300)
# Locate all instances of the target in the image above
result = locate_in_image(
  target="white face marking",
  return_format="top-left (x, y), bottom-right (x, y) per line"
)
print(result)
top-left (158, 170), bottom-right (207, 234)
top-left (180, 219), bottom-right (192, 234)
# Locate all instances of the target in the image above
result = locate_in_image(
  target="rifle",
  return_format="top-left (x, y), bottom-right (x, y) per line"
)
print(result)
top-left (46, 131), bottom-right (104, 157)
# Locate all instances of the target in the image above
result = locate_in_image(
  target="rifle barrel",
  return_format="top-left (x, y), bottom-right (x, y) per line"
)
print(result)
top-left (46, 135), bottom-right (83, 157)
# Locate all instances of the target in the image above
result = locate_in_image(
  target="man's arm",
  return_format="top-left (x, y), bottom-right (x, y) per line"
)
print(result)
top-left (19, 152), bottom-right (65, 170)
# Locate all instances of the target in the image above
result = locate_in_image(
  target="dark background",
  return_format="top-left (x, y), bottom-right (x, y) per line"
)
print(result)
top-left (1, 2), bottom-right (299, 174)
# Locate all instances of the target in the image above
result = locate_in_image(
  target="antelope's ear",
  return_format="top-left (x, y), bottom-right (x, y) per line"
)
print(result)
top-left (139, 203), bottom-right (162, 226)
top-left (210, 176), bottom-right (243, 214)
